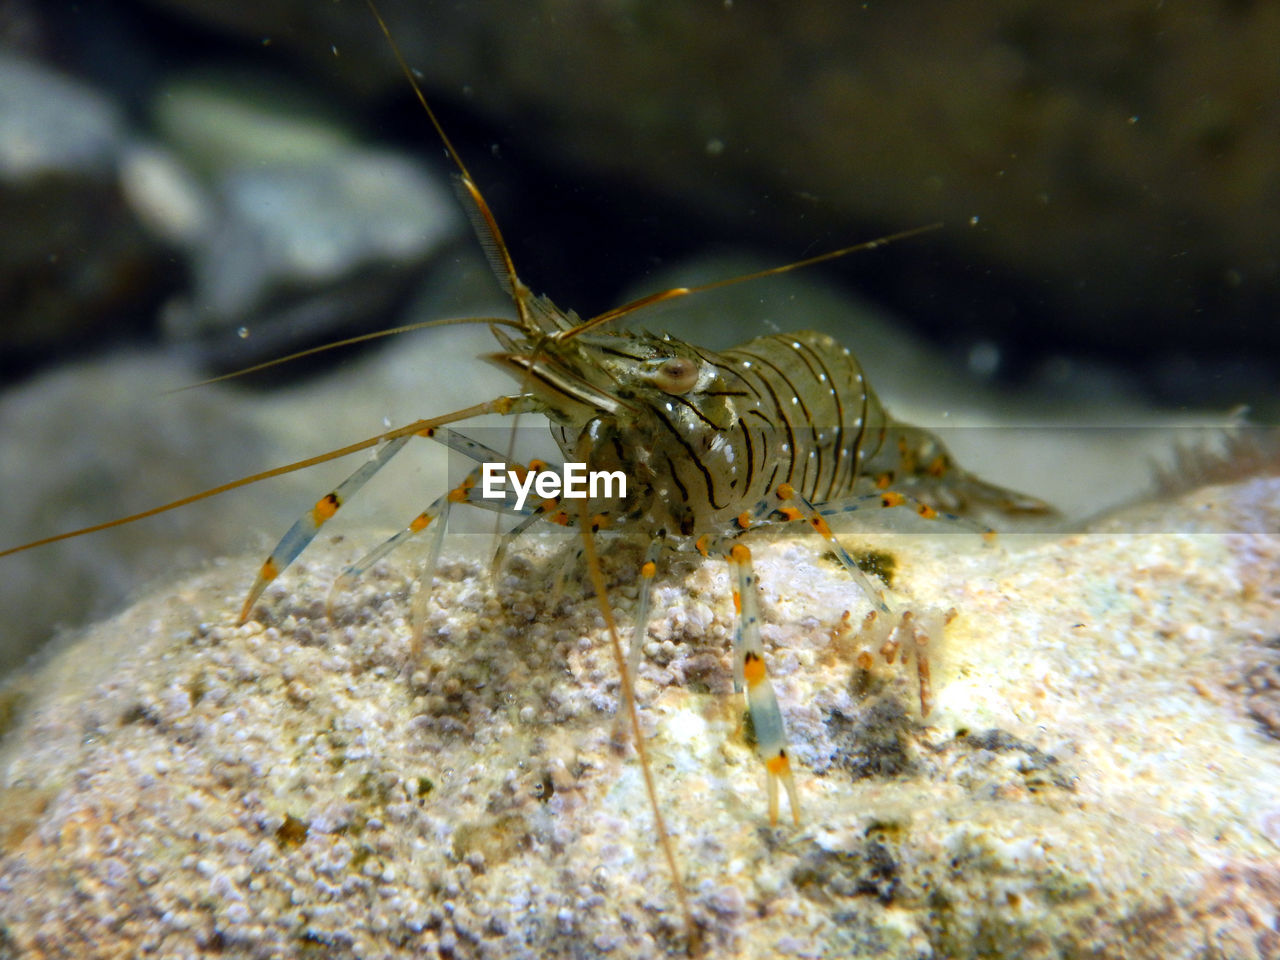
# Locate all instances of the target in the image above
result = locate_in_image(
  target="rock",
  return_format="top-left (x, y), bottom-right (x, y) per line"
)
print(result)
top-left (0, 52), bottom-right (164, 361)
top-left (1, 477), bottom-right (1277, 958)
top-left (0, 45), bottom-right (466, 373)
top-left (150, 70), bottom-right (464, 363)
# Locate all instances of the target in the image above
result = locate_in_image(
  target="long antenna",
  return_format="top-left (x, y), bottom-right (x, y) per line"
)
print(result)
top-left (0, 401), bottom-right (507, 559)
top-left (364, 0), bottom-right (531, 326)
top-left (165, 315), bottom-right (520, 393)
top-left (558, 222), bottom-right (943, 340)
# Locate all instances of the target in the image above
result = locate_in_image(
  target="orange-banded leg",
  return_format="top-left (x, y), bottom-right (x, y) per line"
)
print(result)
top-left (238, 423), bottom-right (532, 625)
top-left (430, 430), bottom-right (564, 578)
top-left (327, 483), bottom-right (454, 612)
top-left (451, 460), bottom-right (626, 604)
top-left (450, 455), bottom-right (601, 590)
top-left (239, 433), bottom-right (413, 623)
top-left (488, 505), bottom-right (561, 585)
top-left (814, 487), bottom-right (995, 542)
top-left (323, 459), bottom-right (546, 618)
top-left (465, 477), bottom-right (632, 605)
top-left (752, 483), bottom-right (959, 717)
top-left (803, 483), bottom-right (988, 717)
top-left (432, 428), bottom-right (521, 469)
top-left (234, 396), bottom-right (536, 625)
top-left (745, 483), bottom-right (892, 615)
top-left (722, 540), bottom-right (801, 827)
top-left (330, 432), bottom-right (568, 601)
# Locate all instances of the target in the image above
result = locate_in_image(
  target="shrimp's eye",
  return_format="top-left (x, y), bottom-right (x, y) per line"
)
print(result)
top-left (652, 357), bottom-right (699, 394)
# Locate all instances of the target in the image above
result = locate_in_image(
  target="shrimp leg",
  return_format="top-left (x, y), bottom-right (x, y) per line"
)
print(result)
top-left (237, 399), bottom-right (535, 624)
top-left (723, 540), bottom-right (801, 827)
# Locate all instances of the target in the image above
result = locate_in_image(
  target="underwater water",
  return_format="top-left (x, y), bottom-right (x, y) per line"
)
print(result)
top-left (1, 2), bottom-right (1278, 957)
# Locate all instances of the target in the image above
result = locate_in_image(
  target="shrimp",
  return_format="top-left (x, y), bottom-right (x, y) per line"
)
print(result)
top-left (0, 2), bottom-right (1054, 950)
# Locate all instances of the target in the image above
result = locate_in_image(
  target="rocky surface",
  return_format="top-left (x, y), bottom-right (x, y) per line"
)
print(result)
top-left (0, 477), bottom-right (1277, 958)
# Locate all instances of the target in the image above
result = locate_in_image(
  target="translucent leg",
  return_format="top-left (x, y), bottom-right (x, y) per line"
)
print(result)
top-left (723, 541), bottom-right (801, 826)
top-left (327, 486), bottom-right (454, 614)
top-left (627, 537), bottom-right (665, 694)
top-left (239, 434), bottom-right (412, 623)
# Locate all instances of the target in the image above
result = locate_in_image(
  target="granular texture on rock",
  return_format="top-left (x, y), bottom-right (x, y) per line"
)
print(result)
top-left (1, 479), bottom-right (1278, 958)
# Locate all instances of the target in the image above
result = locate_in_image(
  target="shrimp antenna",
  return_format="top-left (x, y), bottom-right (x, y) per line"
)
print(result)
top-left (558, 222), bottom-right (944, 341)
top-left (166, 315), bottom-right (522, 393)
top-left (364, 0), bottom-right (533, 329)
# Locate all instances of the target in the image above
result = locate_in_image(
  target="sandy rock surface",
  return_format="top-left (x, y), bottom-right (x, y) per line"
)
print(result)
top-left (1, 477), bottom-right (1277, 959)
